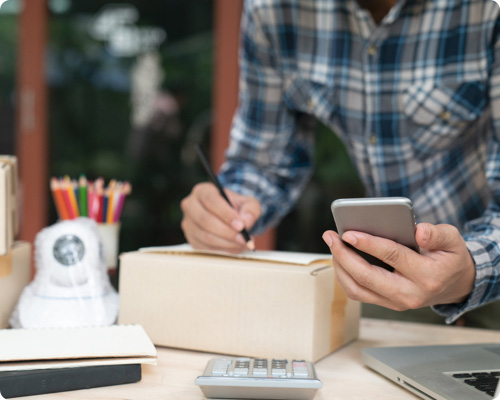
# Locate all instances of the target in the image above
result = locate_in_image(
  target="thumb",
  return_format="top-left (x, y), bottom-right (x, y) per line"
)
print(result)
top-left (227, 191), bottom-right (261, 229)
top-left (416, 223), bottom-right (459, 251)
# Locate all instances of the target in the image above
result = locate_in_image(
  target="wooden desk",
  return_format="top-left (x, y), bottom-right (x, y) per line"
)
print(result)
top-left (24, 318), bottom-right (500, 399)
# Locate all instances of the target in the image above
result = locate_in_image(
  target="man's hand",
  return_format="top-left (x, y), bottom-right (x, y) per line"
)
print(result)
top-left (181, 182), bottom-right (261, 253)
top-left (322, 223), bottom-right (476, 310)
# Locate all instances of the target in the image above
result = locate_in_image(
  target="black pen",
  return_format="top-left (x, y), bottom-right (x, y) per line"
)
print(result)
top-left (194, 144), bottom-right (255, 251)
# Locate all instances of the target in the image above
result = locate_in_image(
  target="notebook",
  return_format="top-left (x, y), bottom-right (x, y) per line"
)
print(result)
top-left (0, 324), bottom-right (157, 371)
top-left (362, 343), bottom-right (500, 399)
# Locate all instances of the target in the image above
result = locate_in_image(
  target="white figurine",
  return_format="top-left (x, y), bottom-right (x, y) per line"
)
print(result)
top-left (10, 218), bottom-right (119, 328)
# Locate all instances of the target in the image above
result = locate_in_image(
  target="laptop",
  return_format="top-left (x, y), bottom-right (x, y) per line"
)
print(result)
top-left (362, 343), bottom-right (500, 399)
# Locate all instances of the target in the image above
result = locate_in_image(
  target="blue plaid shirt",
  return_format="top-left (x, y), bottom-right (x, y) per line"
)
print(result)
top-left (218, 0), bottom-right (500, 322)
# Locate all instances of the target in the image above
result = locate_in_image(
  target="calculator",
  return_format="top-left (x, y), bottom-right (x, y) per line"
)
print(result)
top-left (195, 357), bottom-right (322, 400)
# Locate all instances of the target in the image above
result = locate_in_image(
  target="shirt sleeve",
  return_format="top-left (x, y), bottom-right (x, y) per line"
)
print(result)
top-left (217, 0), bottom-right (316, 234)
top-left (433, 12), bottom-right (500, 323)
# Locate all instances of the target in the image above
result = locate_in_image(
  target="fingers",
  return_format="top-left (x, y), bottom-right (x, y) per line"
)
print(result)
top-left (227, 190), bottom-right (261, 230)
top-left (180, 183), bottom-right (260, 253)
top-left (322, 230), bottom-right (410, 310)
top-left (341, 230), bottom-right (416, 275)
top-left (323, 222), bottom-right (476, 309)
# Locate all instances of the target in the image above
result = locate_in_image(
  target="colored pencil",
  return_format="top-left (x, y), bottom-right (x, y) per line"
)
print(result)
top-left (50, 175), bottom-right (132, 224)
top-left (87, 181), bottom-right (94, 220)
top-left (106, 180), bottom-right (116, 224)
top-left (103, 189), bottom-right (110, 223)
top-left (50, 178), bottom-right (70, 220)
top-left (61, 179), bottom-right (76, 219)
top-left (64, 176), bottom-right (80, 217)
top-left (113, 182), bottom-right (131, 222)
top-left (98, 186), bottom-right (105, 223)
top-left (79, 175), bottom-right (88, 217)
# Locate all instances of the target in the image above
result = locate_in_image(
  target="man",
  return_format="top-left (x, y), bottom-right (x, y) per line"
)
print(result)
top-left (181, 0), bottom-right (500, 324)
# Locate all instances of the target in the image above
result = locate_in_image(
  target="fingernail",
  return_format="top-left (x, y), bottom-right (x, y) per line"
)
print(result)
top-left (342, 232), bottom-right (357, 245)
top-left (242, 212), bottom-right (254, 225)
top-left (322, 233), bottom-right (333, 247)
top-left (423, 225), bottom-right (430, 241)
top-left (232, 219), bottom-right (244, 231)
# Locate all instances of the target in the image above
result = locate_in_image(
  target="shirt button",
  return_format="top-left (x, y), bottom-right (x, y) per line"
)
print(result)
top-left (369, 134), bottom-right (377, 145)
top-left (367, 44), bottom-right (377, 55)
top-left (440, 110), bottom-right (451, 121)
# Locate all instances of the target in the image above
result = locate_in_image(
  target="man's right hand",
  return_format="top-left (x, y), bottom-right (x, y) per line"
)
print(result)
top-left (180, 182), bottom-right (261, 253)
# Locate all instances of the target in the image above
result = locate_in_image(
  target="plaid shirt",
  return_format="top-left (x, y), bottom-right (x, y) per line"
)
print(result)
top-left (218, 0), bottom-right (500, 322)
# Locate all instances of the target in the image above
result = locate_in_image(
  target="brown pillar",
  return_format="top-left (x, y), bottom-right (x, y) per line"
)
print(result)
top-left (212, 0), bottom-right (276, 250)
top-left (16, 0), bottom-right (49, 247)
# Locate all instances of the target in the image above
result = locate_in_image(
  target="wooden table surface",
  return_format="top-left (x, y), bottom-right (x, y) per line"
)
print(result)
top-left (22, 318), bottom-right (500, 400)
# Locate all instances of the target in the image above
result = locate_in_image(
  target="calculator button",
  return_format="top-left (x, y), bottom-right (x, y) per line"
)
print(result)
top-left (252, 368), bottom-right (267, 376)
top-left (211, 359), bottom-right (231, 376)
top-left (233, 368), bottom-right (249, 376)
top-left (293, 369), bottom-right (309, 377)
top-left (271, 369), bottom-right (287, 377)
top-left (233, 360), bottom-right (250, 376)
top-left (271, 359), bottom-right (288, 377)
top-left (292, 360), bottom-right (309, 377)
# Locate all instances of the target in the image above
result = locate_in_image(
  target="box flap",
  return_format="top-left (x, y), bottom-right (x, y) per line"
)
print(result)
top-left (139, 243), bottom-right (332, 266)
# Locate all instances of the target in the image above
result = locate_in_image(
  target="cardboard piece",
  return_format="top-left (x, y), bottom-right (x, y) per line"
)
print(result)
top-left (119, 245), bottom-right (360, 362)
top-left (0, 324), bottom-right (157, 372)
top-left (0, 156), bottom-right (18, 256)
top-left (0, 241), bottom-right (31, 328)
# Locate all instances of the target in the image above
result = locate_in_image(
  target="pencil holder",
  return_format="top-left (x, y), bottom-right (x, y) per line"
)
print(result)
top-left (97, 222), bottom-right (121, 272)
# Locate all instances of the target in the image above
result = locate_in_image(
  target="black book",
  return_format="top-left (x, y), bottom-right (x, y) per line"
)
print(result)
top-left (0, 363), bottom-right (141, 398)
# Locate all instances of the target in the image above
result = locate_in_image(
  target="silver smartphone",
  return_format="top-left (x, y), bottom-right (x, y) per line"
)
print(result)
top-left (331, 197), bottom-right (419, 271)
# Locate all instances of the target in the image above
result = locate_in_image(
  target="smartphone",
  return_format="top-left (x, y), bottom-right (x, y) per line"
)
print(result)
top-left (331, 197), bottom-right (419, 271)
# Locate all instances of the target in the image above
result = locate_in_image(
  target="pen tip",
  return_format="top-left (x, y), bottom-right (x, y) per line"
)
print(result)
top-left (246, 240), bottom-right (256, 251)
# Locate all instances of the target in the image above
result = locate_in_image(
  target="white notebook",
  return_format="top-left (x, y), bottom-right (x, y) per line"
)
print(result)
top-left (0, 324), bottom-right (157, 371)
top-left (140, 243), bottom-right (332, 265)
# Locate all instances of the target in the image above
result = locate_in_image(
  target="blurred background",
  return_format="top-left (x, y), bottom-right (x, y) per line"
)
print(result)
top-left (0, 0), bottom-right (364, 255)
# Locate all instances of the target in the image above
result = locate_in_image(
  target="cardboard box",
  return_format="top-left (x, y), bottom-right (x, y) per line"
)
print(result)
top-left (118, 245), bottom-right (360, 361)
top-left (0, 241), bottom-right (31, 328)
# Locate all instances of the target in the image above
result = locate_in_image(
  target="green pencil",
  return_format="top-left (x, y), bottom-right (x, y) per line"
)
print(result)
top-left (79, 175), bottom-right (88, 217)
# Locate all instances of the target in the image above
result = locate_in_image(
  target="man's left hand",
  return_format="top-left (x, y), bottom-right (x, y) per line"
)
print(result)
top-left (322, 223), bottom-right (476, 310)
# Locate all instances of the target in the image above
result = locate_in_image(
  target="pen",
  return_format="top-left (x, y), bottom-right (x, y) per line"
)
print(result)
top-left (194, 144), bottom-right (255, 251)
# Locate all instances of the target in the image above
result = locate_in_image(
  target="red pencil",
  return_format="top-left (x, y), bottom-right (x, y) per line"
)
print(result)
top-left (87, 180), bottom-right (95, 220)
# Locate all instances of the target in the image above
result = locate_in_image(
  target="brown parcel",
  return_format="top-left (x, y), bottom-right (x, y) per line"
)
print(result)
top-left (119, 248), bottom-right (360, 361)
top-left (0, 241), bottom-right (31, 328)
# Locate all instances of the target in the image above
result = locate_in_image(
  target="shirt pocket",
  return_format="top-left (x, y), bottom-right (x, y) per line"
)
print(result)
top-left (401, 80), bottom-right (487, 159)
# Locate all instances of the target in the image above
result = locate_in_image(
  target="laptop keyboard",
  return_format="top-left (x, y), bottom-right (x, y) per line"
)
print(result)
top-left (452, 371), bottom-right (500, 397)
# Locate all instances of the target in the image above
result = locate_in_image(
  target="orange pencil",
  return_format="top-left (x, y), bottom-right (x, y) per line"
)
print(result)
top-left (106, 180), bottom-right (117, 224)
top-left (50, 177), bottom-right (70, 220)
top-left (60, 178), bottom-right (76, 219)
top-left (64, 176), bottom-right (80, 217)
